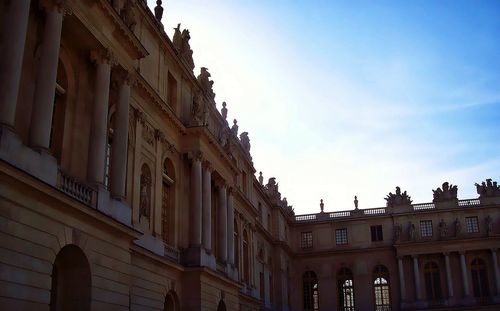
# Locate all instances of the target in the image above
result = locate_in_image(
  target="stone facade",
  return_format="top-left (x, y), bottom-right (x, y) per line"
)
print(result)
top-left (0, 1), bottom-right (499, 311)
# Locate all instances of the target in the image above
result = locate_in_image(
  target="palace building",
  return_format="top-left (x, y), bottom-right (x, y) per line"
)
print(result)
top-left (0, 1), bottom-right (499, 310)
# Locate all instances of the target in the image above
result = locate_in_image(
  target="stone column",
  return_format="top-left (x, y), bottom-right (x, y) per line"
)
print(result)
top-left (227, 188), bottom-right (235, 266)
top-left (110, 73), bottom-right (132, 199)
top-left (491, 249), bottom-right (500, 296)
top-left (29, 1), bottom-right (66, 150)
top-left (398, 256), bottom-right (407, 301)
top-left (0, 0), bottom-right (31, 128)
top-left (444, 252), bottom-right (454, 297)
top-left (459, 252), bottom-right (470, 296)
top-left (87, 50), bottom-right (112, 185)
top-left (217, 183), bottom-right (228, 262)
top-left (202, 163), bottom-right (212, 252)
top-left (412, 255), bottom-right (422, 301)
top-left (189, 153), bottom-right (202, 247)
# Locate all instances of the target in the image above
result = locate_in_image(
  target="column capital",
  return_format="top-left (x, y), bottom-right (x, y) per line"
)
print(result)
top-left (459, 250), bottom-right (467, 256)
top-left (113, 70), bottom-right (137, 87)
top-left (397, 255), bottom-right (405, 260)
top-left (40, 0), bottom-right (72, 15)
top-left (491, 248), bottom-right (498, 254)
top-left (443, 252), bottom-right (451, 256)
top-left (90, 49), bottom-right (116, 66)
top-left (411, 254), bottom-right (419, 260)
top-left (202, 160), bottom-right (213, 172)
top-left (134, 108), bottom-right (145, 125)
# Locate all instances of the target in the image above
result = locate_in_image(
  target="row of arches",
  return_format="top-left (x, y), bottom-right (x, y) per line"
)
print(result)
top-left (303, 265), bottom-right (392, 311)
top-left (303, 258), bottom-right (491, 310)
top-left (50, 245), bottom-right (179, 310)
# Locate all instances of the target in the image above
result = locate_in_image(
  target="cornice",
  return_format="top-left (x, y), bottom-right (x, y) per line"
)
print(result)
top-left (134, 73), bottom-right (186, 135)
top-left (130, 244), bottom-right (184, 272)
top-left (95, 0), bottom-right (148, 59)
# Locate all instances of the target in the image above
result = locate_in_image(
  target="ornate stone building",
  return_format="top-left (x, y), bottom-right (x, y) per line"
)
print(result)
top-left (0, 1), bottom-right (499, 311)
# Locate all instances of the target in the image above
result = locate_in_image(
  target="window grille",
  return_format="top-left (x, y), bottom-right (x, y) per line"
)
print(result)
top-left (336, 228), bottom-right (348, 245)
top-left (420, 220), bottom-right (433, 237)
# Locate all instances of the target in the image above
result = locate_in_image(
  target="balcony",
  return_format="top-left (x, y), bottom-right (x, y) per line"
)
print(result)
top-left (57, 170), bottom-right (96, 207)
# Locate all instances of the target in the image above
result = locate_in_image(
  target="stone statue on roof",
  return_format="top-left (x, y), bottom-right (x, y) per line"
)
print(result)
top-left (433, 182), bottom-right (458, 202)
top-left (385, 186), bottom-right (412, 207)
top-left (172, 23), bottom-right (195, 71)
top-left (475, 179), bottom-right (500, 198)
top-left (240, 132), bottom-right (250, 154)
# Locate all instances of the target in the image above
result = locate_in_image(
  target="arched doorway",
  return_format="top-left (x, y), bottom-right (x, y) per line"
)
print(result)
top-left (50, 245), bottom-right (91, 311)
top-left (164, 290), bottom-right (179, 311)
top-left (217, 300), bottom-right (227, 311)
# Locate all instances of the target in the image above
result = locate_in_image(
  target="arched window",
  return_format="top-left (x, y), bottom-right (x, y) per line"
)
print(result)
top-left (303, 271), bottom-right (319, 311)
top-left (338, 268), bottom-right (354, 311)
top-left (471, 258), bottom-right (489, 303)
top-left (164, 290), bottom-right (179, 311)
top-left (373, 265), bottom-right (391, 311)
top-left (50, 245), bottom-right (91, 311)
top-left (243, 229), bottom-right (250, 283)
top-left (162, 158), bottom-right (175, 244)
top-left (217, 300), bottom-right (227, 311)
top-left (140, 164), bottom-right (152, 222)
top-left (424, 262), bottom-right (442, 301)
top-left (234, 219), bottom-right (239, 269)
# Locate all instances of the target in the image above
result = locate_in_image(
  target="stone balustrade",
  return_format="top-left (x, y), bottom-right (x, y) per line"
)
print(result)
top-left (294, 198), bottom-right (490, 223)
top-left (57, 170), bottom-right (96, 207)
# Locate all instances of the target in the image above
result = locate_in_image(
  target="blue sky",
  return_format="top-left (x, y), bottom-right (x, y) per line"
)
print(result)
top-left (147, 0), bottom-right (500, 214)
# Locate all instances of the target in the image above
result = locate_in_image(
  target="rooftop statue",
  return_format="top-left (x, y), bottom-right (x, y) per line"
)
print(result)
top-left (265, 177), bottom-right (281, 203)
top-left (154, 0), bottom-right (163, 22)
top-left (432, 182), bottom-right (458, 202)
top-left (258, 171), bottom-right (264, 185)
top-left (197, 67), bottom-right (215, 99)
top-left (354, 195), bottom-right (358, 209)
top-left (320, 199), bottom-right (324, 213)
top-left (475, 179), bottom-right (500, 198)
top-left (385, 186), bottom-right (412, 207)
top-left (221, 102), bottom-right (228, 121)
top-left (240, 132), bottom-right (250, 154)
top-left (172, 24), bottom-right (195, 71)
top-left (231, 119), bottom-right (239, 136)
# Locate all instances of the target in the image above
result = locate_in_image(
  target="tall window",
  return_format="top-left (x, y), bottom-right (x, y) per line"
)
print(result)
top-left (336, 228), bottom-right (348, 245)
top-left (162, 158), bottom-right (175, 244)
top-left (420, 220), bottom-right (433, 237)
top-left (269, 274), bottom-right (273, 305)
top-left (260, 272), bottom-right (265, 300)
top-left (466, 217), bottom-right (479, 233)
top-left (373, 265), bottom-right (391, 311)
top-left (50, 59), bottom-right (67, 163)
top-left (167, 72), bottom-right (177, 109)
top-left (338, 268), bottom-right (354, 311)
top-left (234, 219), bottom-right (239, 269)
top-left (471, 258), bottom-right (489, 303)
top-left (301, 232), bottom-right (313, 249)
top-left (424, 262), bottom-right (442, 302)
top-left (371, 225), bottom-right (384, 242)
top-left (303, 271), bottom-right (319, 311)
top-left (243, 230), bottom-right (250, 283)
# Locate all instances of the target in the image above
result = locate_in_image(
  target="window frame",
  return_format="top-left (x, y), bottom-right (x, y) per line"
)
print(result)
top-left (336, 228), bottom-right (348, 245)
top-left (301, 231), bottom-right (313, 249)
top-left (465, 216), bottom-right (479, 233)
top-left (371, 225), bottom-right (384, 242)
top-left (420, 220), bottom-right (433, 238)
